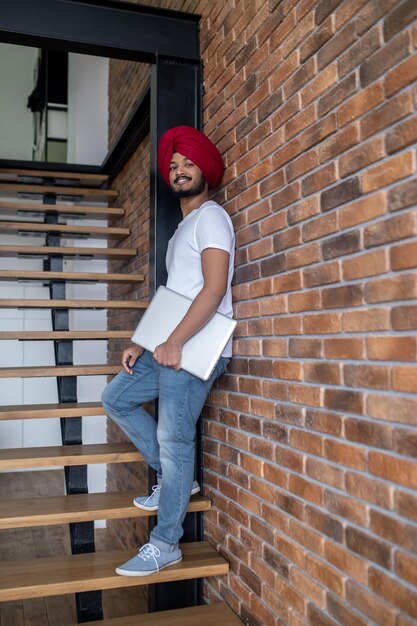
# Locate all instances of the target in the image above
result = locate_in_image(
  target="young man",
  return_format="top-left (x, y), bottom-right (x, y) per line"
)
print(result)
top-left (101, 125), bottom-right (235, 576)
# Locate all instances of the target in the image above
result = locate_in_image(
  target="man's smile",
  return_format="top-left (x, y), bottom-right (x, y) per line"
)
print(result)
top-left (174, 175), bottom-right (192, 184)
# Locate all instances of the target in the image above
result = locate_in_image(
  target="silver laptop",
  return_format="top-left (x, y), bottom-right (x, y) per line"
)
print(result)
top-left (131, 286), bottom-right (236, 380)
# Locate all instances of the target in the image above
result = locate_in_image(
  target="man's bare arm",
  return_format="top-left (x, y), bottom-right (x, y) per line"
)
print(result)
top-left (153, 247), bottom-right (230, 370)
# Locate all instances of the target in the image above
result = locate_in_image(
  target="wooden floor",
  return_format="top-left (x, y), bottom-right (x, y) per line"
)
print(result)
top-left (0, 470), bottom-right (148, 626)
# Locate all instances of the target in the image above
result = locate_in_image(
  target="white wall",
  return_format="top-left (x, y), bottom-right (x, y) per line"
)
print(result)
top-left (67, 54), bottom-right (109, 165)
top-left (0, 44), bottom-right (37, 160)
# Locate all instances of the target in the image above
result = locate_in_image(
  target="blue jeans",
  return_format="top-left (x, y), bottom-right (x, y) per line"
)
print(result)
top-left (101, 349), bottom-right (229, 550)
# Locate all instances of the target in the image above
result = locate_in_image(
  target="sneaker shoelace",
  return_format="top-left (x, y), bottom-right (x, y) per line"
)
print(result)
top-left (144, 484), bottom-right (160, 506)
top-left (138, 543), bottom-right (161, 572)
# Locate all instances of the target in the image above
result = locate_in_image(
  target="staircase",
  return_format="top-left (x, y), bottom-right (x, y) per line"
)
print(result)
top-left (0, 168), bottom-right (240, 625)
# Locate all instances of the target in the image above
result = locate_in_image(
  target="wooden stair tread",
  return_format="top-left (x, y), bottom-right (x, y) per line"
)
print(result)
top-left (0, 491), bottom-right (211, 529)
top-left (0, 541), bottom-right (228, 601)
top-left (0, 364), bottom-right (120, 378)
top-left (0, 401), bottom-right (105, 420)
top-left (0, 244), bottom-right (137, 259)
top-left (0, 199), bottom-right (124, 218)
top-left (69, 603), bottom-right (242, 626)
top-left (0, 270), bottom-right (143, 283)
top-left (0, 221), bottom-right (129, 238)
top-left (0, 169), bottom-right (108, 187)
top-left (0, 299), bottom-right (147, 309)
top-left (0, 330), bottom-right (133, 340)
top-left (0, 183), bottom-right (118, 201)
top-left (0, 442), bottom-right (142, 469)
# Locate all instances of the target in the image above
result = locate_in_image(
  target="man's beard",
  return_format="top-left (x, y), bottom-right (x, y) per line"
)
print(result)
top-left (171, 174), bottom-right (206, 198)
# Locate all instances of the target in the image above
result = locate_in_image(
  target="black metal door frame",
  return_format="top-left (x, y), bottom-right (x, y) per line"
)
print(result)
top-left (0, 0), bottom-right (203, 618)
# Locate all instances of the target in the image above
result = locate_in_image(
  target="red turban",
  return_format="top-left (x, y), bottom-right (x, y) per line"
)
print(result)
top-left (157, 125), bottom-right (224, 190)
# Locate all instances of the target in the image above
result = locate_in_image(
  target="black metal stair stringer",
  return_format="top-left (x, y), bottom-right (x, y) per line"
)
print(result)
top-left (43, 193), bottom-right (103, 623)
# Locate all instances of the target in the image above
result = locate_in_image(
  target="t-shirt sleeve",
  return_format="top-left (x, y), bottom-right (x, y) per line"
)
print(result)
top-left (194, 207), bottom-right (234, 254)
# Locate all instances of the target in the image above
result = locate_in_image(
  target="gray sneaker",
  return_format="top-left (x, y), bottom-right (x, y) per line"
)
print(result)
top-left (133, 480), bottom-right (200, 511)
top-left (115, 542), bottom-right (182, 577)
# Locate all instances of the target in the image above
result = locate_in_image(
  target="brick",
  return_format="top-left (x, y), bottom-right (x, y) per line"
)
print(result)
top-left (289, 518), bottom-right (325, 556)
top-left (288, 288), bottom-right (321, 312)
top-left (342, 308), bottom-right (390, 332)
top-left (322, 284), bottom-right (364, 309)
top-left (360, 30), bottom-right (410, 87)
top-left (288, 197), bottom-right (320, 224)
top-left (260, 253), bottom-right (286, 277)
top-left (273, 270), bottom-right (303, 294)
top-left (262, 338), bottom-right (289, 357)
top-left (371, 509), bottom-right (417, 554)
top-left (396, 551), bottom-right (417, 588)
top-left (270, 181), bottom-right (301, 211)
top-left (303, 261), bottom-right (341, 287)
top-left (269, 51), bottom-right (299, 92)
top-left (305, 361), bottom-right (341, 385)
top-left (346, 471), bottom-right (393, 509)
top-left (301, 63), bottom-right (338, 107)
top-left (323, 389), bottom-right (364, 414)
top-left (384, 0), bottom-right (417, 41)
top-left (361, 91), bottom-right (413, 140)
top-left (362, 151), bottom-right (415, 194)
top-left (370, 451), bottom-right (417, 489)
top-left (247, 317), bottom-right (273, 335)
top-left (338, 81), bottom-right (384, 127)
top-left (284, 56), bottom-right (316, 99)
top-left (346, 526), bottom-right (391, 568)
top-left (367, 335), bottom-right (416, 361)
top-left (303, 312), bottom-right (341, 334)
top-left (299, 114), bottom-right (337, 153)
top-left (307, 505), bottom-right (344, 541)
top-left (338, 24), bottom-right (382, 77)
top-left (315, 0), bottom-right (342, 24)
top-left (260, 209), bottom-right (287, 236)
top-left (388, 180), bottom-right (417, 211)
top-left (306, 409), bottom-right (342, 436)
top-left (258, 89), bottom-right (284, 123)
top-left (369, 567), bottom-right (417, 616)
top-left (273, 225), bottom-right (301, 252)
top-left (321, 177), bottom-right (361, 212)
top-left (392, 365), bottom-right (417, 393)
top-left (307, 605), bottom-right (338, 626)
top-left (327, 594), bottom-right (369, 626)
top-left (259, 294), bottom-right (287, 315)
top-left (303, 212), bottom-right (340, 242)
top-left (287, 242), bottom-right (321, 270)
top-left (392, 304), bottom-right (417, 330)
top-left (346, 580), bottom-right (396, 626)
top-left (248, 238), bottom-right (273, 261)
top-left (288, 336), bottom-right (321, 358)
top-left (325, 439), bottom-right (367, 470)
top-left (365, 274), bottom-right (417, 303)
top-left (396, 490), bottom-right (417, 524)
top-left (367, 393), bottom-right (417, 425)
top-left (288, 382), bottom-right (321, 407)
top-left (325, 541), bottom-right (368, 584)
top-left (326, 489), bottom-right (368, 526)
top-left (300, 17), bottom-right (335, 63)
top-left (286, 149), bottom-right (319, 182)
top-left (273, 359), bottom-right (303, 380)
top-left (386, 115), bottom-right (417, 155)
top-left (318, 21), bottom-right (357, 70)
top-left (339, 136), bottom-right (386, 178)
top-left (342, 249), bottom-right (388, 280)
top-left (345, 417), bottom-right (392, 452)
top-left (323, 230), bottom-right (361, 260)
top-left (344, 363), bottom-right (390, 391)
top-left (292, 567), bottom-right (327, 608)
top-left (367, 212), bottom-right (417, 248)
top-left (320, 122), bottom-right (360, 163)
top-left (235, 262), bottom-right (260, 283)
top-left (302, 162), bottom-right (338, 196)
top-left (290, 475), bottom-right (324, 506)
top-left (318, 72), bottom-right (357, 117)
top-left (286, 103), bottom-right (317, 140)
top-left (391, 240), bottom-right (417, 270)
top-left (306, 457), bottom-right (344, 488)
top-left (387, 52), bottom-right (417, 99)
top-left (247, 159), bottom-right (273, 186)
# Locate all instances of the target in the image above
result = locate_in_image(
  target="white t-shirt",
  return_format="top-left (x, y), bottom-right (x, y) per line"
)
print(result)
top-left (166, 200), bottom-right (235, 357)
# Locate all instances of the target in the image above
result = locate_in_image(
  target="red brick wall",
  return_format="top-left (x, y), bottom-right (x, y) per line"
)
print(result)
top-left (107, 1), bottom-right (417, 624)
